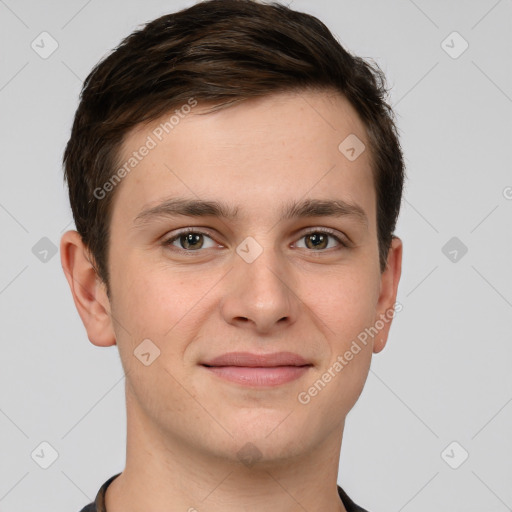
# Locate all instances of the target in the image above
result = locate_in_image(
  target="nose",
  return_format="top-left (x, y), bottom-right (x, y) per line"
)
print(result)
top-left (219, 245), bottom-right (300, 335)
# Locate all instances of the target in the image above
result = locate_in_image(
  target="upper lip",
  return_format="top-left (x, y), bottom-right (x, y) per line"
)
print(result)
top-left (201, 351), bottom-right (312, 367)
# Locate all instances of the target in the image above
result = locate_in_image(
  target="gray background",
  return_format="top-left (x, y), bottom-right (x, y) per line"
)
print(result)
top-left (1, 0), bottom-right (511, 511)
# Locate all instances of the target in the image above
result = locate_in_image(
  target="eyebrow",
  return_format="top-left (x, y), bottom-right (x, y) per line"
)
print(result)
top-left (132, 197), bottom-right (368, 228)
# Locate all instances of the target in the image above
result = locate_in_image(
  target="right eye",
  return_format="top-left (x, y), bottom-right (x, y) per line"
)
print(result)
top-left (162, 229), bottom-right (219, 252)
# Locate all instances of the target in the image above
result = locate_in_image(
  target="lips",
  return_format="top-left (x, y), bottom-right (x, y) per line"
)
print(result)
top-left (200, 351), bottom-right (312, 368)
top-left (200, 352), bottom-right (313, 387)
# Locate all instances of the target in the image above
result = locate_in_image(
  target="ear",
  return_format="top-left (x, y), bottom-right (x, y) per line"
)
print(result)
top-left (373, 236), bottom-right (403, 354)
top-left (60, 230), bottom-right (116, 347)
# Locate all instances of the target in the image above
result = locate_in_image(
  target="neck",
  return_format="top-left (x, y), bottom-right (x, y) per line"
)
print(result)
top-left (105, 388), bottom-right (348, 512)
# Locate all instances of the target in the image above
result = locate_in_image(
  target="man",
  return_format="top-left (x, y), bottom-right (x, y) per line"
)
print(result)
top-left (60, 1), bottom-right (404, 511)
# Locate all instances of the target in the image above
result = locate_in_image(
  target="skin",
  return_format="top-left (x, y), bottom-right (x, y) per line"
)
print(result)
top-left (61, 88), bottom-right (402, 512)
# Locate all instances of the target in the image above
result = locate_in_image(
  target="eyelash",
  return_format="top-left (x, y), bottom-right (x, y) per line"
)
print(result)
top-left (162, 227), bottom-right (350, 253)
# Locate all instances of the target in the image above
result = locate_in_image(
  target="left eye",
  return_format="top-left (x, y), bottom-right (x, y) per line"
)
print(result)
top-left (295, 231), bottom-right (344, 250)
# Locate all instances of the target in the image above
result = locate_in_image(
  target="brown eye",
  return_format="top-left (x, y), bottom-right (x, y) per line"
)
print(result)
top-left (164, 230), bottom-right (217, 251)
top-left (296, 230), bottom-right (347, 251)
top-left (180, 233), bottom-right (204, 250)
top-left (305, 233), bottom-right (328, 250)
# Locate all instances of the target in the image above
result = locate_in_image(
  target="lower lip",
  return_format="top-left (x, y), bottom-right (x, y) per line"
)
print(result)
top-left (202, 365), bottom-right (311, 386)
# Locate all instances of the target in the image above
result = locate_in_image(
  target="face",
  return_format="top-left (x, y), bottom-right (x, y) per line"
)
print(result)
top-left (64, 89), bottom-right (402, 466)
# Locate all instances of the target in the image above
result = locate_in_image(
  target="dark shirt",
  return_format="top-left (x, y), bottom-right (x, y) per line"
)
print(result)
top-left (79, 473), bottom-right (370, 512)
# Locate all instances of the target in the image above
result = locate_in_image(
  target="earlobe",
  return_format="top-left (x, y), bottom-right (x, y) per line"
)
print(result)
top-left (373, 236), bottom-right (403, 354)
top-left (60, 230), bottom-right (116, 347)
top-left (373, 338), bottom-right (386, 354)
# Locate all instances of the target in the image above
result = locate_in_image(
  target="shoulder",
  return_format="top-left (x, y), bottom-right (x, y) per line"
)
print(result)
top-left (76, 472), bottom-right (122, 512)
top-left (337, 485), bottom-right (371, 512)
top-left (77, 504), bottom-right (96, 512)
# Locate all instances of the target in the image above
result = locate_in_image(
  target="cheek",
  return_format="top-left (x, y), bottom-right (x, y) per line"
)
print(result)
top-left (312, 274), bottom-right (377, 402)
top-left (306, 265), bottom-right (379, 338)
top-left (111, 255), bottom-right (220, 347)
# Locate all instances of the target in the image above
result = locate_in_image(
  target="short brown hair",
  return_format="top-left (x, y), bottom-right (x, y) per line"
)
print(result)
top-left (63, 0), bottom-right (405, 298)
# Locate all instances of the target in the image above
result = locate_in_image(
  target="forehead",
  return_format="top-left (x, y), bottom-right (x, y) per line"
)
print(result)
top-left (110, 89), bottom-right (376, 229)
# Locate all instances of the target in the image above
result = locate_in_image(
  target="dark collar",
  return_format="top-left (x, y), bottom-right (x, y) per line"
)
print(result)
top-left (79, 473), bottom-right (370, 512)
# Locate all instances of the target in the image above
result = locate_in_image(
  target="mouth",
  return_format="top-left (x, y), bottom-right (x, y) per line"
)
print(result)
top-left (201, 365), bottom-right (312, 386)
top-left (199, 352), bottom-right (313, 387)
